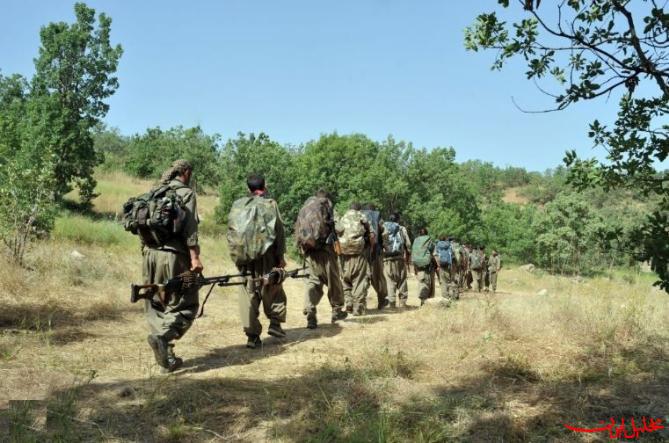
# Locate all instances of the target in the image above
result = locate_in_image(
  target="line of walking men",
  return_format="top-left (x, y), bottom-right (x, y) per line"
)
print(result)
top-left (135, 161), bottom-right (501, 372)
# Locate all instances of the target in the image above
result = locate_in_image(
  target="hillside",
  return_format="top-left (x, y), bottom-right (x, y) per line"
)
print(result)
top-left (1, 173), bottom-right (668, 442)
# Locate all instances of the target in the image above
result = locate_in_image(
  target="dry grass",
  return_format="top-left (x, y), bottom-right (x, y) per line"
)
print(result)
top-left (2, 172), bottom-right (669, 441)
top-left (502, 187), bottom-right (530, 205)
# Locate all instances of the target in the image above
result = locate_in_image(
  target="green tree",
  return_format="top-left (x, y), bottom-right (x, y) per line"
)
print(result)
top-left (0, 74), bottom-right (57, 265)
top-left (31, 2), bottom-right (122, 203)
top-left (216, 132), bottom-right (296, 224)
top-left (465, 0), bottom-right (669, 289)
top-left (124, 126), bottom-right (221, 189)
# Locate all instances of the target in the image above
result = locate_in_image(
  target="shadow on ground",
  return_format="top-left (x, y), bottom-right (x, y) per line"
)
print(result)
top-left (3, 337), bottom-right (668, 442)
top-left (183, 324), bottom-right (344, 373)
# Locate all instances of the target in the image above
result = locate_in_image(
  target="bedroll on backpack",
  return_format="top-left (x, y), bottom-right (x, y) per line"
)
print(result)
top-left (226, 196), bottom-right (278, 267)
top-left (122, 184), bottom-right (186, 247)
top-left (294, 196), bottom-right (332, 252)
top-left (337, 211), bottom-right (367, 255)
top-left (435, 240), bottom-right (452, 267)
top-left (382, 221), bottom-right (404, 256)
top-left (411, 235), bottom-right (433, 268)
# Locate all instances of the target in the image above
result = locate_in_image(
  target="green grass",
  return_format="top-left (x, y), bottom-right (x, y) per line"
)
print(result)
top-left (53, 214), bottom-right (134, 248)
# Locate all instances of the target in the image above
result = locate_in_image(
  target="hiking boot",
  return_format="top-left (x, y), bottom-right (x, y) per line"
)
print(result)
top-left (160, 356), bottom-right (183, 374)
top-left (246, 334), bottom-right (262, 349)
top-left (306, 314), bottom-right (318, 329)
top-left (268, 322), bottom-right (287, 338)
top-left (147, 334), bottom-right (169, 368)
top-left (331, 310), bottom-right (348, 323)
top-left (377, 299), bottom-right (390, 310)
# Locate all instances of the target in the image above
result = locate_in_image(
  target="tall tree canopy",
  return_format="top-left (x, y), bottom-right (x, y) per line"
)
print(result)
top-left (465, 0), bottom-right (669, 290)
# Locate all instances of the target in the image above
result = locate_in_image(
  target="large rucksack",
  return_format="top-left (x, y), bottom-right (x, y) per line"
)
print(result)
top-left (382, 221), bottom-right (404, 256)
top-left (411, 235), bottom-right (434, 268)
top-left (122, 183), bottom-right (187, 247)
top-left (337, 210), bottom-right (367, 255)
top-left (226, 196), bottom-right (278, 267)
top-left (361, 209), bottom-right (382, 255)
top-left (294, 196), bottom-right (332, 252)
top-left (435, 240), bottom-right (452, 266)
top-left (470, 251), bottom-right (483, 270)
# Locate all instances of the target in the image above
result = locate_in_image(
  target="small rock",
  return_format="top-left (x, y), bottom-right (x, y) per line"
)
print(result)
top-left (519, 264), bottom-right (535, 272)
top-left (70, 250), bottom-right (85, 260)
top-left (537, 289), bottom-right (548, 296)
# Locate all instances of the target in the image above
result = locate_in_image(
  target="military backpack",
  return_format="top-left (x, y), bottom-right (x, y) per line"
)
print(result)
top-left (361, 209), bottom-right (382, 256)
top-left (411, 235), bottom-right (434, 269)
top-left (382, 221), bottom-right (404, 257)
top-left (337, 210), bottom-right (367, 255)
top-left (470, 251), bottom-right (483, 271)
top-left (435, 240), bottom-right (453, 267)
top-left (294, 196), bottom-right (332, 252)
top-left (122, 183), bottom-right (187, 247)
top-left (226, 196), bottom-right (278, 267)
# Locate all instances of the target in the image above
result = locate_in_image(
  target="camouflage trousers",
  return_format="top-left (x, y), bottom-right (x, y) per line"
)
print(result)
top-left (142, 248), bottom-right (198, 342)
top-left (416, 267), bottom-right (435, 302)
top-left (489, 271), bottom-right (498, 292)
top-left (438, 266), bottom-right (457, 301)
top-left (238, 254), bottom-right (287, 337)
top-left (384, 257), bottom-right (408, 305)
top-left (341, 254), bottom-right (370, 315)
top-left (472, 269), bottom-right (484, 292)
top-left (303, 248), bottom-right (345, 319)
top-left (367, 252), bottom-right (388, 305)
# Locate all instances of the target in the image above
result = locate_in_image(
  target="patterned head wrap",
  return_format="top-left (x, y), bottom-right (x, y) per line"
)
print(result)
top-left (160, 159), bottom-right (193, 184)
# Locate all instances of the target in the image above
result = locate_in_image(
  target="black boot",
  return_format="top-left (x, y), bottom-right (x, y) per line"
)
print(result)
top-left (246, 334), bottom-right (262, 349)
top-left (147, 334), bottom-right (169, 368)
top-left (331, 309), bottom-right (348, 324)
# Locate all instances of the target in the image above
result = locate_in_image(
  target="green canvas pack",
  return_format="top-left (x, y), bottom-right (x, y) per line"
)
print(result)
top-left (226, 196), bottom-right (278, 267)
top-left (337, 210), bottom-right (367, 255)
top-left (122, 183), bottom-right (187, 247)
top-left (411, 235), bottom-right (433, 268)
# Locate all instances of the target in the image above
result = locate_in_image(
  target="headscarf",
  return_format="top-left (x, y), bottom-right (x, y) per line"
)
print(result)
top-left (160, 159), bottom-right (193, 184)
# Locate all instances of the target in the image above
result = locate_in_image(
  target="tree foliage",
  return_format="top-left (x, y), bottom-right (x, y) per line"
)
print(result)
top-left (465, 0), bottom-right (669, 290)
top-left (32, 2), bottom-right (122, 202)
top-left (123, 126), bottom-right (221, 190)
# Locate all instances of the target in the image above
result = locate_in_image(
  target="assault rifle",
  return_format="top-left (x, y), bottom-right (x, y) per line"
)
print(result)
top-left (130, 271), bottom-right (248, 305)
top-left (130, 267), bottom-right (309, 317)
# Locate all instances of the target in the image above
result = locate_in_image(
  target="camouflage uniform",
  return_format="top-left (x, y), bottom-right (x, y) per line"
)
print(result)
top-left (302, 197), bottom-right (345, 323)
top-left (470, 249), bottom-right (485, 292)
top-left (143, 178), bottom-right (199, 350)
top-left (363, 210), bottom-right (388, 307)
top-left (336, 209), bottom-right (370, 315)
top-left (383, 225), bottom-right (411, 307)
top-left (413, 236), bottom-right (436, 304)
top-left (488, 254), bottom-right (501, 292)
top-left (237, 194), bottom-right (287, 337)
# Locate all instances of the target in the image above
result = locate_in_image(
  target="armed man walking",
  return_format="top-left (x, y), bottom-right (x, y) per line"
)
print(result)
top-left (382, 213), bottom-right (412, 308)
top-left (362, 203), bottom-right (389, 310)
top-left (295, 190), bottom-right (348, 329)
top-left (412, 227), bottom-right (436, 306)
top-left (488, 249), bottom-right (501, 292)
top-left (336, 202), bottom-right (372, 316)
top-left (227, 174), bottom-right (287, 349)
top-left (470, 245), bottom-right (485, 292)
top-left (141, 159), bottom-right (203, 373)
top-left (435, 235), bottom-right (456, 303)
